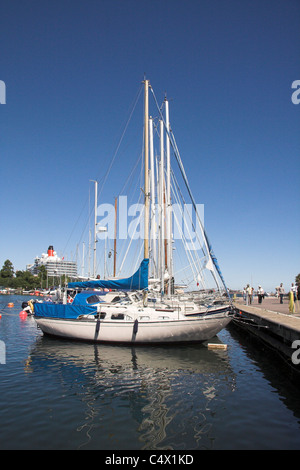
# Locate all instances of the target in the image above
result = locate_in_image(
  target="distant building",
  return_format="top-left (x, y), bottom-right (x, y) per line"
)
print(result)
top-left (27, 245), bottom-right (77, 278)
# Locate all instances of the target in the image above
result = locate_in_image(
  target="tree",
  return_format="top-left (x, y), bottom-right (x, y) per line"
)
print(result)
top-left (0, 260), bottom-right (14, 278)
top-left (14, 270), bottom-right (37, 289)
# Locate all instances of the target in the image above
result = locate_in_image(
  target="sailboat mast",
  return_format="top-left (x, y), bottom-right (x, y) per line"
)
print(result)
top-left (144, 79), bottom-right (150, 261)
top-left (165, 99), bottom-right (173, 295)
top-left (92, 179), bottom-right (98, 278)
top-left (159, 119), bottom-right (165, 295)
top-left (149, 116), bottom-right (157, 278)
top-left (81, 242), bottom-right (85, 277)
top-left (114, 196), bottom-right (117, 277)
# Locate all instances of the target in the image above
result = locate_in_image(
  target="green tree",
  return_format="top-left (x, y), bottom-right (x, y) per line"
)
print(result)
top-left (0, 259), bottom-right (14, 278)
top-left (15, 270), bottom-right (37, 290)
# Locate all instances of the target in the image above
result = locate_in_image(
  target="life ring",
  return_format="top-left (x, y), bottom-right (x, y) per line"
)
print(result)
top-left (67, 295), bottom-right (73, 304)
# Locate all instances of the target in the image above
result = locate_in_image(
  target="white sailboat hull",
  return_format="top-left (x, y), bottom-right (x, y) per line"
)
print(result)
top-left (35, 310), bottom-right (232, 344)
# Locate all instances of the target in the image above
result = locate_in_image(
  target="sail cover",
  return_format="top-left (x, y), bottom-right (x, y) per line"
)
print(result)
top-left (68, 258), bottom-right (149, 290)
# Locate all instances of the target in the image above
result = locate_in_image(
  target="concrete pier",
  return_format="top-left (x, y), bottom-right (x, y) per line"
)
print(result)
top-left (232, 296), bottom-right (300, 378)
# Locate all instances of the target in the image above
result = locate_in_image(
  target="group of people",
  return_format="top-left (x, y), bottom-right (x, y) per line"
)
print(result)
top-left (242, 282), bottom-right (299, 305)
top-left (243, 285), bottom-right (264, 305)
top-left (276, 283), bottom-right (298, 304)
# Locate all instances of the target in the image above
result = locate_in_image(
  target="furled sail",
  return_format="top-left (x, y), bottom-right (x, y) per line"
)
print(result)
top-left (68, 258), bottom-right (149, 290)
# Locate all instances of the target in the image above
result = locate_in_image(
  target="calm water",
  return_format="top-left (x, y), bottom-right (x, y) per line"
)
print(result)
top-left (1, 294), bottom-right (300, 450)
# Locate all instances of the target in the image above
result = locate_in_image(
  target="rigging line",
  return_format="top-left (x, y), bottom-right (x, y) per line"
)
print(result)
top-left (97, 83), bottom-right (143, 201)
top-left (62, 183), bottom-right (98, 258)
top-left (69, 85), bottom-right (142, 275)
top-left (150, 86), bottom-right (227, 293)
top-left (170, 168), bottom-right (206, 265)
top-left (170, 168), bottom-right (208, 289)
top-left (171, 190), bottom-right (202, 287)
top-left (64, 176), bottom-right (106, 264)
top-left (169, 130), bottom-right (221, 291)
top-left (151, 88), bottom-right (209, 251)
top-left (117, 191), bottom-right (144, 276)
top-left (115, 143), bottom-right (145, 276)
top-left (61, 90), bottom-right (143, 259)
top-left (118, 152), bottom-right (142, 196)
top-left (170, 171), bottom-right (209, 288)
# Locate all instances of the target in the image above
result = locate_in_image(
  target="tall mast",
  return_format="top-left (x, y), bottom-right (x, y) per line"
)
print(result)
top-left (143, 79), bottom-right (150, 305)
top-left (113, 196), bottom-right (117, 277)
top-left (149, 116), bottom-right (157, 278)
top-left (91, 179), bottom-right (98, 278)
top-left (165, 98), bottom-right (172, 295)
top-left (159, 119), bottom-right (165, 295)
top-left (144, 79), bottom-right (150, 261)
top-left (81, 242), bottom-right (85, 277)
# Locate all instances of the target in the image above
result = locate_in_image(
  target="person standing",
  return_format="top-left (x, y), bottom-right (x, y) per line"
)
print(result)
top-left (257, 285), bottom-right (264, 304)
top-left (289, 285), bottom-right (295, 313)
top-left (279, 283), bottom-right (285, 304)
top-left (246, 284), bottom-right (252, 305)
top-left (243, 287), bottom-right (246, 303)
top-left (291, 283), bottom-right (297, 302)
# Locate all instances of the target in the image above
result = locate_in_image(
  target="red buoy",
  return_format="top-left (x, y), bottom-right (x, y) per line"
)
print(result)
top-left (19, 310), bottom-right (27, 319)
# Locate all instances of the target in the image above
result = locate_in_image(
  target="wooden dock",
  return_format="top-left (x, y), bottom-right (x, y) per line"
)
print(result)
top-left (232, 297), bottom-right (300, 378)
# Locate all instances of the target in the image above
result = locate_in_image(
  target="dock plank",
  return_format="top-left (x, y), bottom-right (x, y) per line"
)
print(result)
top-left (232, 297), bottom-right (300, 377)
top-left (234, 297), bottom-right (300, 333)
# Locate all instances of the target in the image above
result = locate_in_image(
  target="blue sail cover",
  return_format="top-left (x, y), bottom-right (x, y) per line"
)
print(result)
top-left (34, 303), bottom-right (97, 319)
top-left (68, 258), bottom-right (149, 290)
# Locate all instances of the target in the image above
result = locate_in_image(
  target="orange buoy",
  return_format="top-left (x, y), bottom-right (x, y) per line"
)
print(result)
top-left (19, 310), bottom-right (27, 319)
top-left (8, 303), bottom-right (14, 308)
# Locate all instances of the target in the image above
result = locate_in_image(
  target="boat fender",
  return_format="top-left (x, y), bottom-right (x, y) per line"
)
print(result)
top-left (19, 311), bottom-right (27, 319)
top-left (133, 319), bottom-right (139, 335)
top-left (207, 343), bottom-right (227, 350)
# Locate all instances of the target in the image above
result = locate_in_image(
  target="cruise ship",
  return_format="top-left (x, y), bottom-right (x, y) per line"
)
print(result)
top-left (27, 245), bottom-right (77, 278)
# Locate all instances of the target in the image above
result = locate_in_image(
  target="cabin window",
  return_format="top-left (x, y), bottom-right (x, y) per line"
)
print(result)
top-left (111, 313), bottom-right (125, 320)
top-left (86, 295), bottom-right (101, 304)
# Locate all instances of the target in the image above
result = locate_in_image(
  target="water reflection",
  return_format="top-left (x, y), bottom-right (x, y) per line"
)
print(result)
top-left (2, 298), bottom-right (300, 449)
top-left (28, 337), bottom-right (235, 449)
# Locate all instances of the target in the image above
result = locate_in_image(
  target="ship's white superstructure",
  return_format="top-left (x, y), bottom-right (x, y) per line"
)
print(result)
top-left (27, 245), bottom-right (77, 278)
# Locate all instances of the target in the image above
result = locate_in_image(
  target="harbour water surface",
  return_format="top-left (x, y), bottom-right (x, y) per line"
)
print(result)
top-left (1, 295), bottom-right (300, 450)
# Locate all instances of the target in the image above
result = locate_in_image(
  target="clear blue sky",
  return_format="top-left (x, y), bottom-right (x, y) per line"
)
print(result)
top-left (1, 0), bottom-right (299, 292)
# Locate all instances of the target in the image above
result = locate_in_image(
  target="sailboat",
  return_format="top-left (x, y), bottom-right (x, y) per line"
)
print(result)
top-left (34, 79), bottom-right (232, 344)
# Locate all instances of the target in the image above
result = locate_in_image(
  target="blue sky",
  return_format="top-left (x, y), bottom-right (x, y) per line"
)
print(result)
top-left (1, 0), bottom-right (299, 292)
